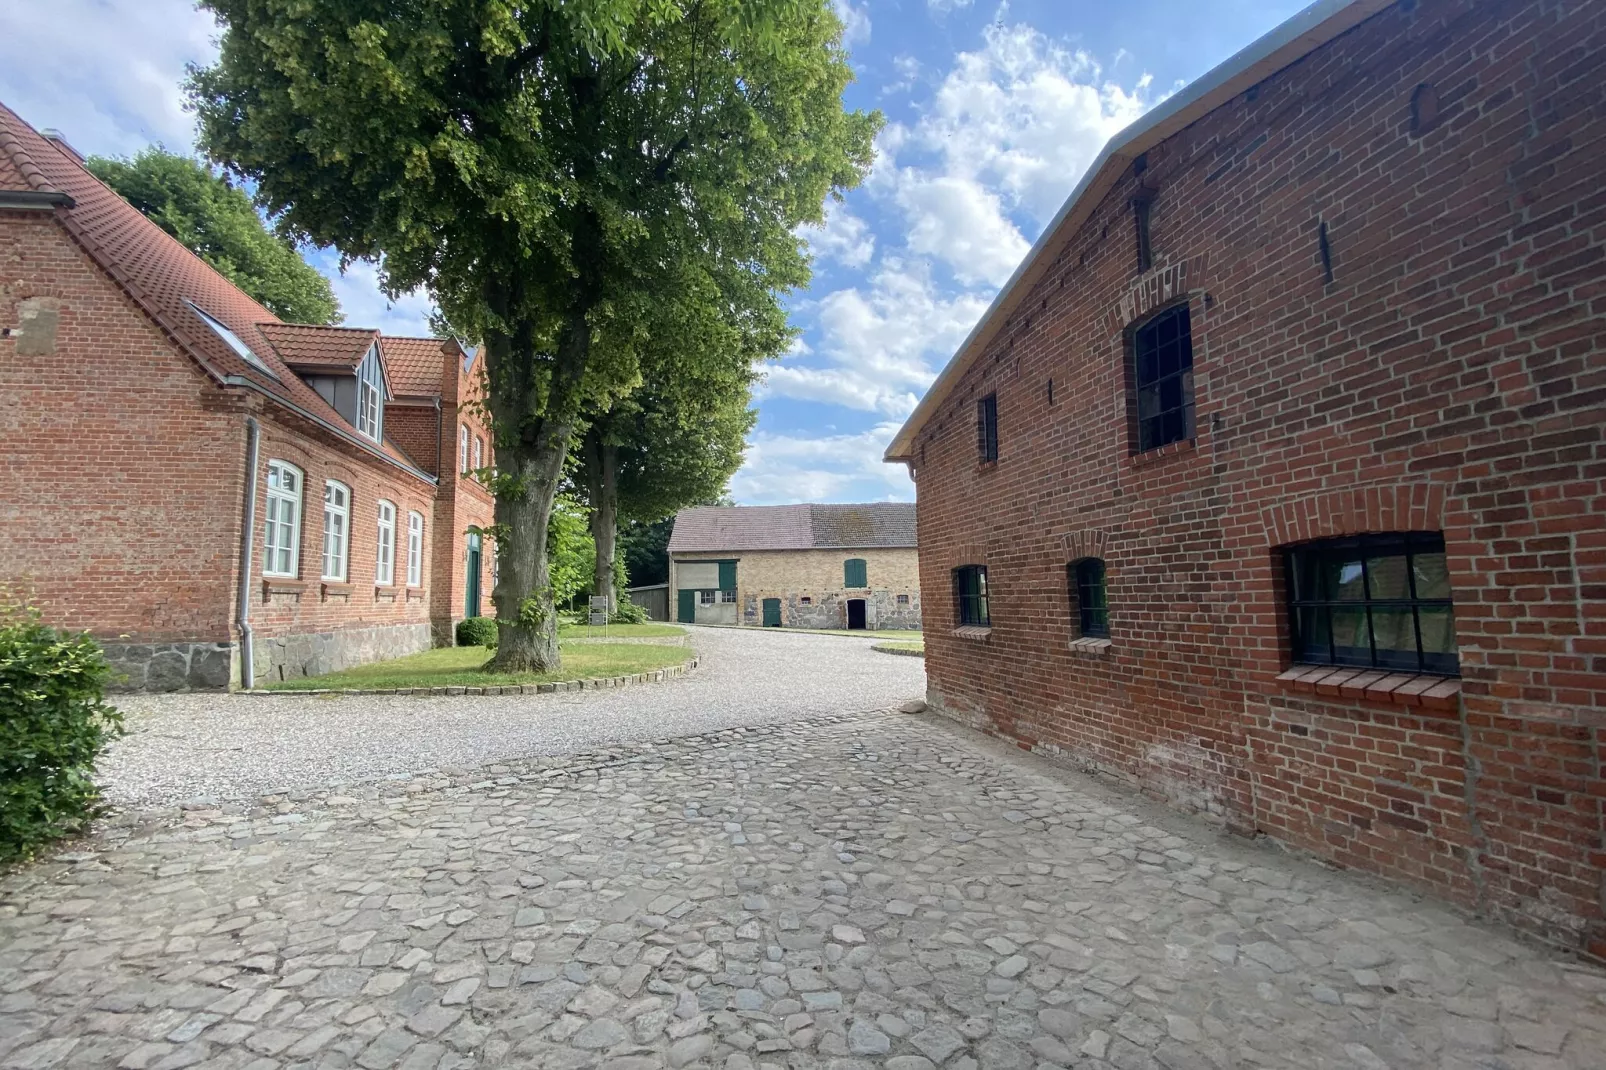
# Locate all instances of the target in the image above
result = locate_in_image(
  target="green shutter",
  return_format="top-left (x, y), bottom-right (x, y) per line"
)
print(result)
top-left (718, 559), bottom-right (738, 590)
top-left (844, 558), bottom-right (867, 588)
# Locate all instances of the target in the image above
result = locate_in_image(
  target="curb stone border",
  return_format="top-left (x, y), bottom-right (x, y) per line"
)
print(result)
top-left (872, 642), bottom-right (925, 657)
top-left (241, 655), bottom-right (698, 697)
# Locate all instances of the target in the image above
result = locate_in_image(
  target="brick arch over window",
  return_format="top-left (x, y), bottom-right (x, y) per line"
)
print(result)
top-left (1103, 253), bottom-right (1209, 334)
top-left (1060, 529), bottom-right (1110, 564)
top-left (1262, 483), bottom-right (1447, 547)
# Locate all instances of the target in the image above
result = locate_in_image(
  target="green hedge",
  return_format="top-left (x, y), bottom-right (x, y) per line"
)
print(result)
top-left (456, 616), bottom-right (499, 648)
top-left (0, 605), bottom-right (124, 863)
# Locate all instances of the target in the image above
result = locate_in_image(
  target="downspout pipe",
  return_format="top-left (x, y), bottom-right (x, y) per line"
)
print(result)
top-left (236, 416), bottom-right (260, 690)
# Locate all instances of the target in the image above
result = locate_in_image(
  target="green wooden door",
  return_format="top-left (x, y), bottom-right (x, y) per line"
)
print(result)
top-left (677, 588), bottom-right (697, 623)
top-left (762, 598), bottom-right (782, 627)
top-left (465, 533), bottom-right (482, 618)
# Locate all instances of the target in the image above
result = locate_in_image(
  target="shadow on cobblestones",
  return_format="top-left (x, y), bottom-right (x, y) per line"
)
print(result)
top-left (2, 710), bottom-right (1601, 1069)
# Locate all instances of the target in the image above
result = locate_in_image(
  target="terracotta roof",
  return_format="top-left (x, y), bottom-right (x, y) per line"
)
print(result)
top-left (258, 322), bottom-right (379, 371)
top-left (379, 336), bottom-right (452, 398)
top-left (668, 503), bottom-right (918, 553)
top-left (0, 100), bottom-right (435, 482)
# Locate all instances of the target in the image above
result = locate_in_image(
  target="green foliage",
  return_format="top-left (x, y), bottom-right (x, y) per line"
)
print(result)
top-left (455, 617), bottom-right (499, 648)
top-left (609, 599), bottom-right (649, 625)
top-left (618, 516), bottom-right (673, 588)
top-left (86, 148), bottom-right (340, 324)
top-left (0, 602), bottom-right (124, 863)
top-left (547, 495), bottom-right (596, 608)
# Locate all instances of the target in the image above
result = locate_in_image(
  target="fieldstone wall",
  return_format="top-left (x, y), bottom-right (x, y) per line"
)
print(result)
top-left (251, 622), bottom-right (433, 686)
top-left (102, 640), bottom-right (234, 693)
top-left (743, 590), bottom-right (923, 630)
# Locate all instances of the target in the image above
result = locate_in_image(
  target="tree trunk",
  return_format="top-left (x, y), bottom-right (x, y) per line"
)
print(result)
top-left (484, 307), bottom-right (591, 675)
top-left (586, 436), bottom-right (619, 615)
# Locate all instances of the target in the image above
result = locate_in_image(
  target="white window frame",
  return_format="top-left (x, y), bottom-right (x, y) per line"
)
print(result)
top-left (473, 434), bottom-right (484, 473)
top-left (354, 344), bottom-right (384, 442)
top-left (375, 499), bottom-right (396, 586)
top-left (322, 480), bottom-right (350, 581)
top-left (262, 460), bottom-right (302, 578)
top-left (460, 424), bottom-right (471, 474)
top-left (407, 511), bottom-right (424, 587)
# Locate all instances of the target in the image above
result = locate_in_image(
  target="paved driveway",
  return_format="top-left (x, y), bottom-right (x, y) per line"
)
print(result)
top-left (3, 710), bottom-right (1601, 1070)
top-left (100, 627), bottom-right (926, 807)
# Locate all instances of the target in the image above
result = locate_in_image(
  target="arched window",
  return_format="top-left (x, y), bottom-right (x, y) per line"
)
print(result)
top-left (1071, 558), bottom-right (1109, 639)
top-left (322, 480), bottom-right (350, 581)
top-left (1284, 532), bottom-right (1457, 675)
top-left (263, 460), bottom-right (302, 577)
top-left (375, 500), bottom-right (396, 585)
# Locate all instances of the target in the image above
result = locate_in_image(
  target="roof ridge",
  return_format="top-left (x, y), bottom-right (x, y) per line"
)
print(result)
top-left (0, 102), bottom-right (57, 193)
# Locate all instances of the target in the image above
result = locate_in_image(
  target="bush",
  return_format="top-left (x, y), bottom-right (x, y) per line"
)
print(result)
top-left (0, 603), bottom-right (124, 863)
top-left (610, 600), bottom-right (649, 625)
top-left (455, 617), bottom-right (499, 648)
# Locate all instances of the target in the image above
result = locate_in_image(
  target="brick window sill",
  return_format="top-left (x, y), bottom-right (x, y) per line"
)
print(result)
top-left (953, 626), bottom-right (992, 641)
top-left (975, 460), bottom-right (998, 475)
top-left (374, 585), bottom-right (399, 602)
top-left (1276, 665), bottom-right (1461, 712)
top-left (1068, 637), bottom-right (1113, 656)
top-left (261, 579), bottom-right (305, 603)
top-left (1127, 438), bottom-right (1196, 469)
top-left (405, 587), bottom-right (426, 602)
top-left (321, 582), bottom-right (353, 603)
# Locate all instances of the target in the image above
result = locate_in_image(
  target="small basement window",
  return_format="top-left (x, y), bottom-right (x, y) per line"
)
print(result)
top-left (1285, 532), bottom-right (1458, 675)
top-left (800, 596), bottom-right (812, 605)
top-left (897, 594), bottom-right (910, 605)
top-left (954, 565), bottom-right (990, 627)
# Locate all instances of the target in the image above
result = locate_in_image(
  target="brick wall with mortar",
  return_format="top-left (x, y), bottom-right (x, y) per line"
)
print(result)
top-left (0, 207), bottom-right (439, 688)
top-left (431, 347), bottom-right (496, 642)
top-left (909, 0), bottom-right (1605, 960)
top-left (672, 548), bottom-right (921, 629)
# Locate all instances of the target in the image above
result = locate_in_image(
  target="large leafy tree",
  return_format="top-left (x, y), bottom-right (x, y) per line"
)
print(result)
top-left (191, 0), bottom-right (878, 671)
top-left (87, 148), bottom-right (340, 324)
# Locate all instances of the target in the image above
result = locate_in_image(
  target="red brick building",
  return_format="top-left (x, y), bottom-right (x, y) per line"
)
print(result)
top-left (0, 102), bottom-right (494, 688)
top-left (886, 0), bottom-right (1605, 960)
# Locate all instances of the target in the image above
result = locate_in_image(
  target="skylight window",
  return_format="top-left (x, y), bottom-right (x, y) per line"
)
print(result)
top-left (186, 300), bottom-right (277, 379)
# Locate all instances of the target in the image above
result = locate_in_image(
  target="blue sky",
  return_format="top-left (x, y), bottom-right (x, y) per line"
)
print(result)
top-left (0, 0), bottom-right (1309, 504)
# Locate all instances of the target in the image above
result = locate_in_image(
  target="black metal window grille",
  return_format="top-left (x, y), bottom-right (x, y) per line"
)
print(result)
top-left (1285, 532), bottom-right (1458, 676)
top-left (976, 394), bottom-right (998, 463)
top-left (954, 565), bottom-right (990, 627)
top-left (1072, 559), bottom-right (1109, 638)
top-left (1133, 304), bottom-right (1194, 452)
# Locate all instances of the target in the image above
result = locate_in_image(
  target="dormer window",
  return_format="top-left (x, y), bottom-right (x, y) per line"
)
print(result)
top-left (186, 300), bottom-right (278, 380)
top-left (354, 343), bottom-right (384, 442)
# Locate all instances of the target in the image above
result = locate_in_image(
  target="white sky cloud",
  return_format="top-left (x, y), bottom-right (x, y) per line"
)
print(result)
top-left (832, 0), bottom-right (871, 48)
top-left (731, 423), bottom-right (914, 506)
top-left (894, 172), bottom-right (1029, 288)
top-left (802, 205), bottom-right (876, 270)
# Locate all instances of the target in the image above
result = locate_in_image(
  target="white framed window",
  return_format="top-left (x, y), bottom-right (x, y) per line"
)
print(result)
top-left (354, 344), bottom-right (384, 442)
top-left (407, 511), bottom-right (424, 587)
top-left (459, 424), bottom-right (470, 474)
top-left (262, 460), bottom-right (302, 577)
top-left (375, 499), bottom-right (396, 586)
top-left (322, 480), bottom-right (350, 581)
top-left (473, 435), bottom-right (484, 473)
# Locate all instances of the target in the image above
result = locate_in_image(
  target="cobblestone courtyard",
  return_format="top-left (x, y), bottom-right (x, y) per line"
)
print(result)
top-left (3, 710), bottom-right (1603, 1070)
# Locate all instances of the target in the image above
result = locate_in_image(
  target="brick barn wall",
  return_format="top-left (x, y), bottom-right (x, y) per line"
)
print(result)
top-left (0, 208), bottom-right (244, 688)
top-left (432, 351), bottom-right (497, 642)
top-left (0, 208), bottom-right (442, 688)
top-left (910, 0), bottom-right (1605, 960)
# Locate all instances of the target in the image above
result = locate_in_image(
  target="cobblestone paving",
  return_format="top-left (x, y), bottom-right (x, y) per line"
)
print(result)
top-left (3, 711), bottom-right (1603, 1070)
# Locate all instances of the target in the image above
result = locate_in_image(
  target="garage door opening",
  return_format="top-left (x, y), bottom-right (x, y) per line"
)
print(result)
top-left (847, 598), bottom-right (867, 630)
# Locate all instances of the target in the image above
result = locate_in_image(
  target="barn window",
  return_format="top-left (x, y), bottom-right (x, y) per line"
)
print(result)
top-left (1285, 533), bottom-right (1457, 675)
top-left (844, 558), bottom-right (868, 588)
top-left (976, 394), bottom-right (998, 463)
top-left (1071, 559), bottom-right (1109, 639)
top-left (954, 565), bottom-right (990, 627)
top-left (1132, 304), bottom-right (1195, 452)
top-left (897, 594), bottom-right (910, 605)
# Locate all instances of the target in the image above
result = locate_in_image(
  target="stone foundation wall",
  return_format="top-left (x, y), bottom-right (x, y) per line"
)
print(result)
top-left (250, 622), bottom-right (433, 686)
top-left (103, 640), bottom-right (235, 692)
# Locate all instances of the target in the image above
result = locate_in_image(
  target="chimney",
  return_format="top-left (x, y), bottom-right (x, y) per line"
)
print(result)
top-left (39, 129), bottom-right (84, 164)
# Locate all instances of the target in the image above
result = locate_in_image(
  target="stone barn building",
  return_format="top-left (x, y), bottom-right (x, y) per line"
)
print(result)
top-left (668, 503), bottom-right (920, 630)
top-left (0, 101), bottom-right (496, 689)
top-left (885, 0), bottom-right (1606, 961)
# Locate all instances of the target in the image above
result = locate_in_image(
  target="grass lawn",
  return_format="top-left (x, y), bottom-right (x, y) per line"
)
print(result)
top-left (873, 640), bottom-right (925, 657)
top-left (262, 641), bottom-right (690, 690)
top-left (555, 622), bottom-right (686, 639)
